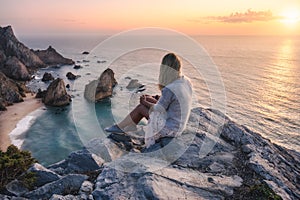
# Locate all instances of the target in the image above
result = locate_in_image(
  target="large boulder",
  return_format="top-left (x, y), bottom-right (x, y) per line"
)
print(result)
top-left (23, 174), bottom-right (87, 200)
top-left (48, 148), bottom-right (104, 175)
top-left (84, 68), bottom-right (117, 102)
top-left (0, 26), bottom-right (45, 71)
top-left (43, 78), bottom-right (71, 107)
top-left (34, 46), bottom-right (74, 67)
top-left (66, 72), bottom-right (78, 80)
top-left (0, 56), bottom-right (30, 81)
top-left (126, 79), bottom-right (143, 89)
top-left (41, 72), bottom-right (54, 82)
top-left (28, 163), bottom-right (61, 187)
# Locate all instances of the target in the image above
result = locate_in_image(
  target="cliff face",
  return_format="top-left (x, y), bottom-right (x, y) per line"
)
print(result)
top-left (0, 72), bottom-right (24, 106)
top-left (2, 108), bottom-right (299, 199)
top-left (0, 26), bottom-right (45, 71)
top-left (1, 56), bottom-right (31, 81)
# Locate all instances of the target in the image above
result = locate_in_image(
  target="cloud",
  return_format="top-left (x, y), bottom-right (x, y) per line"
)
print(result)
top-left (60, 18), bottom-right (86, 25)
top-left (191, 9), bottom-right (280, 24)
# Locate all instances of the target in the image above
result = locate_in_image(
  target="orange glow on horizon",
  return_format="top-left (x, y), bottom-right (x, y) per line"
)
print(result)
top-left (1, 0), bottom-right (300, 36)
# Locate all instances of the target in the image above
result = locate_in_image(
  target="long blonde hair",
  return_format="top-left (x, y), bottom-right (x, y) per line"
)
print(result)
top-left (158, 53), bottom-right (182, 90)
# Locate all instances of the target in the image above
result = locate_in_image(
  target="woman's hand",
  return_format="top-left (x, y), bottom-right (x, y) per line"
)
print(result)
top-left (140, 95), bottom-right (147, 105)
top-left (140, 95), bottom-right (156, 108)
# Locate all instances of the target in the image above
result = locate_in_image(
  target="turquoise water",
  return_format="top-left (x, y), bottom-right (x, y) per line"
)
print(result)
top-left (17, 35), bottom-right (300, 166)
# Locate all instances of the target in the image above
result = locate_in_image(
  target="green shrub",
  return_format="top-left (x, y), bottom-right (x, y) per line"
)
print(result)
top-left (0, 145), bottom-right (37, 191)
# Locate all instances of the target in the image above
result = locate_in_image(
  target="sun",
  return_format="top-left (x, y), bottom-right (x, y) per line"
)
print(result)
top-left (280, 8), bottom-right (300, 25)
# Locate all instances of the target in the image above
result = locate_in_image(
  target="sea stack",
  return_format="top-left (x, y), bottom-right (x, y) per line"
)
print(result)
top-left (43, 78), bottom-right (71, 107)
top-left (84, 68), bottom-right (117, 102)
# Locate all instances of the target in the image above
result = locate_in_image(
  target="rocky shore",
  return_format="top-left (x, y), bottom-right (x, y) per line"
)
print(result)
top-left (0, 25), bottom-right (74, 110)
top-left (1, 107), bottom-right (299, 200)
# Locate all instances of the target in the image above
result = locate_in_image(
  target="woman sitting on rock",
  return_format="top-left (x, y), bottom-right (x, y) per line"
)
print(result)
top-left (105, 53), bottom-right (193, 147)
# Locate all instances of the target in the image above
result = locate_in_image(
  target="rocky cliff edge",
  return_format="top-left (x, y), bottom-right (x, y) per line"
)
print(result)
top-left (1, 107), bottom-right (299, 200)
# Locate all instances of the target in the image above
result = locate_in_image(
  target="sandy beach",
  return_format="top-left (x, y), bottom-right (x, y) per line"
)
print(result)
top-left (0, 93), bottom-right (43, 151)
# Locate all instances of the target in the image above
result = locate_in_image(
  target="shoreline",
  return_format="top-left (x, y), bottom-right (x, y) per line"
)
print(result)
top-left (0, 93), bottom-right (43, 151)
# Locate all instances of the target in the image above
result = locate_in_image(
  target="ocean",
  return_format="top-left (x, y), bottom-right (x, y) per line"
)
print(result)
top-left (13, 33), bottom-right (299, 166)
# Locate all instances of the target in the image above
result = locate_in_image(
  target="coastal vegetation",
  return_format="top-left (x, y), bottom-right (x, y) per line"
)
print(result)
top-left (0, 145), bottom-right (36, 191)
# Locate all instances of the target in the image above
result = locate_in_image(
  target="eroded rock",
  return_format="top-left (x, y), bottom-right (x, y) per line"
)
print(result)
top-left (126, 79), bottom-right (143, 89)
top-left (48, 148), bottom-right (103, 175)
top-left (41, 72), bottom-right (54, 82)
top-left (84, 68), bottom-right (117, 102)
top-left (28, 163), bottom-right (61, 187)
top-left (24, 174), bottom-right (87, 200)
top-left (0, 26), bottom-right (45, 71)
top-left (34, 46), bottom-right (74, 67)
top-left (43, 78), bottom-right (71, 106)
top-left (0, 72), bottom-right (24, 105)
top-left (66, 72), bottom-right (78, 80)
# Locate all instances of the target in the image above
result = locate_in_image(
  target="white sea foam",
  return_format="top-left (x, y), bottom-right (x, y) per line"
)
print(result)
top-left (9, 110), bottom-right (42, 148)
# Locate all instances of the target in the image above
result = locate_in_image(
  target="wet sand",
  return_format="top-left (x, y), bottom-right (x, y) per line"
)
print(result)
top-left (0, 94), bottom-right (43, 151)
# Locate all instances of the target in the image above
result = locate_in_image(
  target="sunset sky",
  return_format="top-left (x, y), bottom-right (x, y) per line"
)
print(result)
top-left (0, 0), bottom-right (300, 36)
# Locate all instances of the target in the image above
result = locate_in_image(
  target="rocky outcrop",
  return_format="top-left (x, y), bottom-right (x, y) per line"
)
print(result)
top-left (66, 72), bottom-right (79, 80)
top-left (0, 72), bottom-right (24, 105)
top-left (23, 174), bottom-right (87, 200)
top-left (2, 107), bottom-right (299, 199)
top-left (43, 78), bottom-right (71, 107)
top-left (73, 65), bottom-right (82, 69)
top-left (41, 72), bottom-right (54, 82)
top-left (48, 148), bottom-right (104, 175)
top-left (84, 68), bottom-right (117, 102)
top-left (28, 163), bottom-right (61, 187)
top-left (0, 26), bottom-right (45, 71)
top-left (0, 56), bottom-right (31, 81)
top-left (34, 46), bottom-right (74, 67)
top-left (126, 79), bottom-right (143, 89)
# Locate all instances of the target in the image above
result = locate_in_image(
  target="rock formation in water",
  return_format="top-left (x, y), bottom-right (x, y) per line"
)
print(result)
top-left (126, 79), bottom-right (143, 89)
top-left (73, 65), bottom-right (82, 69)
top-left (1, 108), bottom-right (299, 199)
top-left (66, 72), bottom-right (78, 80)
top-left (41, 72), bottom-right (54, 82)
top-left (34, 46), bottom-right (74, 67)
top-left (43, 78), bottom-right (71, 107)
top-left (84, 68), bottom-right (117, 102)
